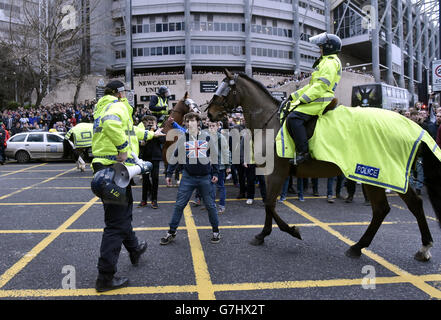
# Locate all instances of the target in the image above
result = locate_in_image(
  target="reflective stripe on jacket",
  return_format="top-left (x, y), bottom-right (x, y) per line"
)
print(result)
top-left (283, 54), bottom-right (342, 119)
top-left (92, 96), bottom-right (154, 167)
top-left (65, 123), bottom-right (93, 148)
top-left (151, 96), bottom-right (169, 116)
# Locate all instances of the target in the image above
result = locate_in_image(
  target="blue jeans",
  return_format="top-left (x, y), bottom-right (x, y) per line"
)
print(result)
top-left (410, 157), bottom-right (423, 190)
top-left (211, 169), bottom-right (226, 207)
top-left (327, 177), bottom-right (335, 196)
top-left (280, 178), bottom-right (290, 198)
top-left (169, 170), bottom-right (219, 232)
top-left (297, 178), bottom-right (304, 197)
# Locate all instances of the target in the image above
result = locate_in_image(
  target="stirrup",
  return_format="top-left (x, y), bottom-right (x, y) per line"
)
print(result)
top-left (290, 152), bottom-right (311, 165)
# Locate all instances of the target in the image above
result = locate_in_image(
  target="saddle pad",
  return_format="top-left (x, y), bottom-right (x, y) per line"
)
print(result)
top-left (276, 121), bottom-right (296, 159)
top-left (307, 106), bottom-right (441, 193)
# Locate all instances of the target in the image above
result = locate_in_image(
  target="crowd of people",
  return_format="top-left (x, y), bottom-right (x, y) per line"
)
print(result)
top-left (265, 72), bottom-right (311, 89)
top-left (1, 97), bottom-right (440, 207)
top-left (1, 100), bottom-right (96, 134)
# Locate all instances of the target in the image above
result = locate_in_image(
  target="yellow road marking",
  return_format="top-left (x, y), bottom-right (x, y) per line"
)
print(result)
top-left (0, 196), bottom-right (99, 289)
top-left (0, 168), bottom-right (77, 200)
top-left (0, 196), bottom-right (314, 205)
top-left (183, 204), bottom-right (216, 300)
top-left (0, 169), bottom-right (67, 173)
top-left (0, 163), bottom-right (47, 177)
top-left (0, 285), bottom-right (198, 298)
top-left (283, 201), bottom-right (441, 299)
top-left (1, 274), bottom-right (441, 298)
top-left (0, 221), bottom-right (413, 234)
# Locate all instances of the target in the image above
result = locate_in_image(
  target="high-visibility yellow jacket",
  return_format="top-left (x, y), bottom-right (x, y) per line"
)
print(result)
top-left (91, 95), bottom-right (154, 167)
top-left (149, 96), bottom-right (169, 117)
top-left (283, 54), bottom-right (342, 120)
top-left (65, 123), bottom-right (94, 148)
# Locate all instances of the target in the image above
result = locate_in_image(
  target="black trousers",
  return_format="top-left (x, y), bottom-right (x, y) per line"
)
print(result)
top-left (238, 164), bottom-right (267, 200)
top-left (287, 111), bottom-right (314, 153)
top-left (346, 179), bottom-right (369, 201)
top-left (93, 163), bottom-right (139, 279)
top-left (142, 160), bottom-right (160, 202)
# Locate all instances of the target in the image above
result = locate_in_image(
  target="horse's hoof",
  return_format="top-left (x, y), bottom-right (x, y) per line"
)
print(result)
top-left (289, 226), bottom-right (302, 240)
top-left (250, 237), bottom-right (264, 246)
top-left (345, 246), bottom-right (362, 258)
top-left (414, 251), bottom-right (431, 262)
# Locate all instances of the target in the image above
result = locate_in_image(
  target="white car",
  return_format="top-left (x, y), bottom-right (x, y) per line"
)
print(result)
top-left (5, 131), bottom-right (66, 163)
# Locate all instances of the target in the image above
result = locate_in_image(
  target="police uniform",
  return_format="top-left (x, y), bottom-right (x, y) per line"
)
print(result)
top-left (149, 86), bottom-right (170, 126)
top-left (92, 81), bottom-right (154, 291)
top-left (283, 33), bottom-right (342, 164)
top-left (64, 123), bottom-right (93, 166)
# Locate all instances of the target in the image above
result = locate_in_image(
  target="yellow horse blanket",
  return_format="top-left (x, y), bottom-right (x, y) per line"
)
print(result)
top-left (276, 106), bottom-right (441, 193)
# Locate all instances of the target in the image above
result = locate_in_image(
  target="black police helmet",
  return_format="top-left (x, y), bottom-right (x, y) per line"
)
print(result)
top-left (310, 32), bottom-right (342, 56)
top-left (105, 80), bottom-right (126, 95)
top-left (91, 168), bottom-right (127, 204)
top-left (157, 86), bottom-right (170, 97)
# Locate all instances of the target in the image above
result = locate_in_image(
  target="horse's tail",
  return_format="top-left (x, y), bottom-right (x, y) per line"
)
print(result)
top-left (421, 142), bottom-right (441, 227)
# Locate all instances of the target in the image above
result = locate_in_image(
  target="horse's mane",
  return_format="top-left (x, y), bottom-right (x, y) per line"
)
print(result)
top-left (238, 72), bottom-right (281, 105)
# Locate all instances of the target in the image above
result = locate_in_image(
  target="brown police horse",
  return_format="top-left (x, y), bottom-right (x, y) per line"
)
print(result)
top-left (161, 92), bottom-right (200, 169)
top-left (207, 70), bottom-right (441, 261)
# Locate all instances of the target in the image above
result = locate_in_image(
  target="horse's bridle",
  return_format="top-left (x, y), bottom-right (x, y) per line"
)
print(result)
top-left (205, 73), bottom-right (278, 129)
top-left (172, 98), bottom-right (201, 116)
top-left (205, 74), bottom-right (240, 113)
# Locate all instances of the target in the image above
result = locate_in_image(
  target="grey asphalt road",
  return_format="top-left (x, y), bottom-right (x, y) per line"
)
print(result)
top-left (0, 160), bottom-right (441, 302)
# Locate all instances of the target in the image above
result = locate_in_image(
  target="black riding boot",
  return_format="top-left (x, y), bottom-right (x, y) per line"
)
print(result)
top-left (287, 112), bottom-right (312, 164)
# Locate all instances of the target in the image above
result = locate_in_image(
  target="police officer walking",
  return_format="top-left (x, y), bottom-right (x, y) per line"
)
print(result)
top-left (282, 32), bottom-right (342, 165)
top-left (91, 80), bottom-right (165, 292)
top-left (149, 85), bottom-right (171, 126)
top-left (64, 122), bottom-right (94, 171)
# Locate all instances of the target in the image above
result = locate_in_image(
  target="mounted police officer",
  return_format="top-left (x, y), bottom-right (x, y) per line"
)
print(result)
top-left (149, 85), bottom-right (171, 126)
top-left (91, 80), bottom-right (165, 292)
top-left (283, 32), bottom-right (342, 165)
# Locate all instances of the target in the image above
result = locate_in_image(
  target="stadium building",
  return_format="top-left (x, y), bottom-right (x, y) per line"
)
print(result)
top-left (17, 0), bottom-right (438, 108)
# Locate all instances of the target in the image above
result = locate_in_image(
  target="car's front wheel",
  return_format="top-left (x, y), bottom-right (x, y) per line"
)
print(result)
top-left (16, 150), bottom-right (31, 163)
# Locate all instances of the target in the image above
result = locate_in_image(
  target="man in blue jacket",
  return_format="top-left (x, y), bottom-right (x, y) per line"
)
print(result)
top-left (161, 112), bottom-right (221, 244)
